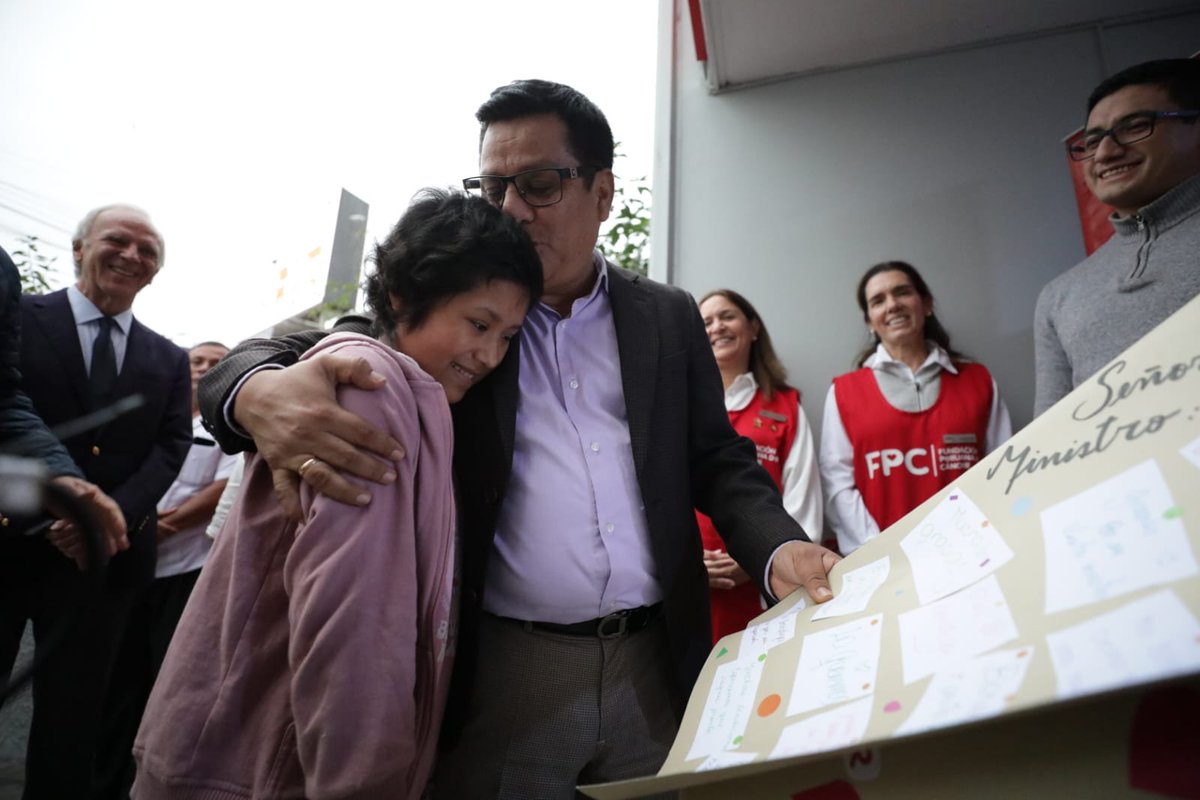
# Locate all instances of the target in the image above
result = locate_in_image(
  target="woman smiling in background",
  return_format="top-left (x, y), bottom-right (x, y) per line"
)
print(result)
top-left (697, 289), bottom-right (822, 641)
top-left (819, 261), bottom-right (1012, 556)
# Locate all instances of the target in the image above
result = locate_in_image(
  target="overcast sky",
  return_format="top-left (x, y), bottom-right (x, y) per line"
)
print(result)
top-left (0, 0), bottom-right (658, 346)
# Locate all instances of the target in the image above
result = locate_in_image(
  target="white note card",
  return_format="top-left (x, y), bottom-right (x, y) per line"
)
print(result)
top-left (1041, 459), bottom-right (1197, 614)
top-left (695, 751), bottom-right (758, 772)
top-left (770, 696), bottom-right (875, 760)
top-left (742, 608), bottom-right (800, 655)
top-left (788, 614), bottom-right (883, 716)
top-left (896, 646), bottom-right (1034, 736)
top-left (811, 557), bottom-right (891, 621)
top-left (687, 656), bottom-right (765, 761)
top-left (898, 575), bottom-right (1019, 685)
top-left (900, 488), bottom-right (1013, 605)
top-left (1047, 589), bottom-right (1200, 700)
top-left (1180, 434), bottom-right (1200, 471)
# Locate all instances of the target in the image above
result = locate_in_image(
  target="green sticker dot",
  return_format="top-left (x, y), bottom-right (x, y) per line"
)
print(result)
top-left (757, 653), bottom-right (767, 662)
top-left (716, 647), bottom-right (728, 658)
top-left (732, 736), bottom-right (743, 745)
top-left (1165, 506), bottom-right (1184, 519)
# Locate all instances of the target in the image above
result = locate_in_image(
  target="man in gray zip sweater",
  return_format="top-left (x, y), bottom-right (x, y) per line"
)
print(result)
top-left (1034, 59), bottom-right (1200, 416)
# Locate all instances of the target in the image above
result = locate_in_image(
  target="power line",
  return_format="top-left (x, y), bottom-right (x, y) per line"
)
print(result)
top-left (0, 201), bottom-right (72, 236)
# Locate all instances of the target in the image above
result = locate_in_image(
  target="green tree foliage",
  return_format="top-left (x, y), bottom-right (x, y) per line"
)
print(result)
top-left (598, 148), bottom-right (651, 276)
top-left (9, 235), bottom-right (58, 294)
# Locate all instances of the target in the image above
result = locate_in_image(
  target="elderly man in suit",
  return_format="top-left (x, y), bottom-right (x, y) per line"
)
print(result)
top-left (0, 245), bottom-right (125, 557)
top-left (199, 80), bottom-right (839, 799)
top-left (0, 205), bottom-right (192, 799)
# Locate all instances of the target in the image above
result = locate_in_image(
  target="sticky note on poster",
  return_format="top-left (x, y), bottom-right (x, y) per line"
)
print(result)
top-left (900, 488), bottom-right (1013, 605)
top-left (1046, 589), bottom-right (1200, 700)
top-left (695, 751), bottom-right (758, 772)
top-left (811, 556), bottom-right (891, 621)
top-left (1041, 459), bottom-right (1197, 614)
top-left (741, 607), bottom-right (801, 656)
top-left (898, 575), bottom-right (1019, 684)
top-left (896, 646), bottom-right (1034, 736)
top-left (788, 614), bottom-right (883, 716)
top-left (686, 656), bottom-right (765, 761)
top-left (1180, 434), bottom-right (1200, 471)
top-left (770, 696), bottom-right (875, 760)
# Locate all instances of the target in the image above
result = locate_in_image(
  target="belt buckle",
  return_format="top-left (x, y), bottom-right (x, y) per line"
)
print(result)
top-left (596, 611), bottom-right (628, 638)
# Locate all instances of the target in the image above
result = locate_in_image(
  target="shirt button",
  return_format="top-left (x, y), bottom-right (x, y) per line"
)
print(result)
top-left (605, 523), bottom-right (614, 533)
top-left (569, 378), bottom-right (579, 390)
top-left (590, 442), bottom-right (600, 453)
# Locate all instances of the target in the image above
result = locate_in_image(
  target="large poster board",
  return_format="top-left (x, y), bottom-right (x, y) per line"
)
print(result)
top-left (584, 295), bottom-right (1200, 799)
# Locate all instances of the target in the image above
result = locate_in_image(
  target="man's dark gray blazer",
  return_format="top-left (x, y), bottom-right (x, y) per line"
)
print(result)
top-left (199, 264), bottom-right (810, 736)
top-left (0, 287), bottom-right (191, 797)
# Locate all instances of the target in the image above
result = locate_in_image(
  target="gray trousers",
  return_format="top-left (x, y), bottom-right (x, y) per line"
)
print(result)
top-left (430, 612), bottom-right (679, 799)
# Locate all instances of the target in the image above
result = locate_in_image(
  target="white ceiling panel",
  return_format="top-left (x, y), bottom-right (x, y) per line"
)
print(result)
top-left (698, 0), bottom-right (1200, 91)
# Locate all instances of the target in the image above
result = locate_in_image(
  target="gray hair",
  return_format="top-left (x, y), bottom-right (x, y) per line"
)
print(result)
top-left (72, 203), bottom-right (165, 275)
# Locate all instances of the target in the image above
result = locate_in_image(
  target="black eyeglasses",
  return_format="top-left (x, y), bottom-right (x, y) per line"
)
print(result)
top-left (1068, 110), bottom-right (1200, 161)
top-left (462, 166), bottom-right (599, 208)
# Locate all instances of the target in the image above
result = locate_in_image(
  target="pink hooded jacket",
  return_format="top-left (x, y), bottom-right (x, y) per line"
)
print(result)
top-left (133, 334), bottom-right (457, 800)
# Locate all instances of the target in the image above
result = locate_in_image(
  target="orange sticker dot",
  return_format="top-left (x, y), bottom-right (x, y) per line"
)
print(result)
top-left (757, 694), bottom-right (782, 717)
top-left (862, 683), bottom-right (872, 690)
top-left (1018, 649), bottom-right (1029, 658)
top-left (981, 520), bottom-right (990, 528)
top-left (871, 618), bottom-right (880, 625)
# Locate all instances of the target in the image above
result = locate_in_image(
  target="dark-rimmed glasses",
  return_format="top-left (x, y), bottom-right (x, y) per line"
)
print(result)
top-left (1068, 110), bottom-right (1200, 161)
top-left (463, 166), bottom-right (599, 208)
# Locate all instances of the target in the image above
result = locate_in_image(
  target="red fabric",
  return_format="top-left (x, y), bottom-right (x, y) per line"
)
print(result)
top-left (834, 363), bottom-right (992, 531)
top-left (1127, 685), bottom-right (1200, 798)
top-left (697, 386), bottom-right (798, 642)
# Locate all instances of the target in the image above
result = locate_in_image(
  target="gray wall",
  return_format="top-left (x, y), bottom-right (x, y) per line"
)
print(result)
top-left (658, 11), bottom-right (1200, 438)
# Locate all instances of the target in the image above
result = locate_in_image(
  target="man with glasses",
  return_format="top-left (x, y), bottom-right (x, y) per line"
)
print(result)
top-left (1034, 58), bottom-right (1200, 415)
top-left (197, 79), bottom-right (838, 797)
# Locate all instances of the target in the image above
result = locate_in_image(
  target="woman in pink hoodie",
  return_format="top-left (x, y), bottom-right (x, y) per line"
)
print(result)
top-left (132, 190), bottom-right (542, 800)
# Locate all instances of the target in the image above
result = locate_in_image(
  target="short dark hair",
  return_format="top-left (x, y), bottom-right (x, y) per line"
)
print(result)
top-left (475, 79), bottom-right (615, 182)
top-left (1087, 58), bottom-right (1200, 114)
top-left (853, 261), bottom-right (967, 368)
top-left (698, 288), bottom-right (792, 401)
top-left (365, 189), bottom-right (543, 338)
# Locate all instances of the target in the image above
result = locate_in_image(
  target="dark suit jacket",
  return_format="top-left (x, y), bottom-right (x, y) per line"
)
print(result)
top-left (19, 288), bottom-right (193, 586)
top-left (0, 250), bottom-right (81, 478)
top-left (199, 264), bottom-right (810, 731)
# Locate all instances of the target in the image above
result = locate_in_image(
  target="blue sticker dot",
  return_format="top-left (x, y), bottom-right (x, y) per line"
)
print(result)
top-left (1011, 496), bottom-right (1033, 516)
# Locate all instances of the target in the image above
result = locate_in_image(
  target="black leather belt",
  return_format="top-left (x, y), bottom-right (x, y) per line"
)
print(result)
top-left (507, 603), bottom-right (662, 639)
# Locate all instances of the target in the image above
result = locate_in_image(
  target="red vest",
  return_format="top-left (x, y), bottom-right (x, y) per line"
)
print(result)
top-left (696, 385), bottom-right (798, 642)
top-left (833, 362), bottom-right (992, 532)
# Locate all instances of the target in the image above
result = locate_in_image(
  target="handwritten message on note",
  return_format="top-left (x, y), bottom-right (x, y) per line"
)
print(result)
top-left (898, 575), bottom-right (1019, 685)
top-left (687, 656), bottom-right (765, 761)
top-left (1041, 459), bottom-right (1198, 614)
top-left (895, 646), bottom-right (1034, 736)
top-left (770, 696), bottom-right (875, 760)
top-left (787, 614), bottom-right (883, 716)
top-left (811, 557), bottom-right (891, 621)
top-left (741, 608), bottom-right (800, 655)
top-left (1046, 589), bottom-right (1200, 700)
top-left (900, 488), bottom-right (1013, 605)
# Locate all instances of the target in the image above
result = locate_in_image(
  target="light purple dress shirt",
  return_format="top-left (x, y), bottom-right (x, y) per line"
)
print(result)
top-left (482, 254), bottom-right (663, 624)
